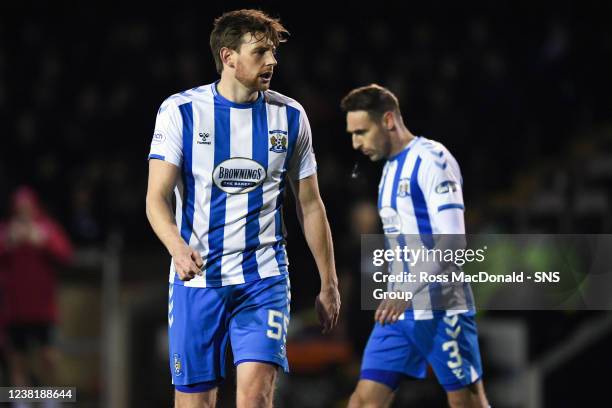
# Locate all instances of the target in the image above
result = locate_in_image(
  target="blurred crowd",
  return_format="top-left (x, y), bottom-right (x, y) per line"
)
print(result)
top-left (1, 3), bottom-right (610, 247)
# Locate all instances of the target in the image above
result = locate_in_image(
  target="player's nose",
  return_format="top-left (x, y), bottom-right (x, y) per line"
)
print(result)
top-left (352, 135), bottom-right (361, 150)
top-left (266, 52), bottom-right (277, 66)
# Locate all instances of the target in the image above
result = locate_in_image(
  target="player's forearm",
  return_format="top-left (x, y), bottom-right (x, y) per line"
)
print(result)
top-left (300, 199), bottom-right (338, 289)
top-left (146, 194), bottom-right (186, 257)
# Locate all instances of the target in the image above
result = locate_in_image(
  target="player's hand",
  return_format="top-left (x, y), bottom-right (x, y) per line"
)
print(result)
top-left (171, 244), bottom-right (204, 281)
top-left (375, 297), bottom-right (410, 325)
top-left (315, 285), bottom-right (341, 334)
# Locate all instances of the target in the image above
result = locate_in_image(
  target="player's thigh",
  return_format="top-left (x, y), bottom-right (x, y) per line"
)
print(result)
top-left (361, 320), bottom-right (427, 380)
top-left (235, 361), bottom-right (278, 407)
top-left (230, 275), bottom-right (290, 372)
top-left (174, 387), bottom-right (218, 408)
top-left (417, 313), bottom-right (484, 392)
top-left (349, 379), bottom-right (395, 408)
top-left (169, 283), bottom-right (231, 386)
top-left (447, 380), bottom-right (488, 408)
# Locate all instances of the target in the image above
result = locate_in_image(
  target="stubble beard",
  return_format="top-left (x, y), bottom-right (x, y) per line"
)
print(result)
top-left (235, 60), bottom-right (268, 92)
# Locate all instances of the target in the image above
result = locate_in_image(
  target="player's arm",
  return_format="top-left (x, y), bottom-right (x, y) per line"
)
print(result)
top-left (146, 98), bottom-right (203, 281)
top-left (146, 159), bottom-right (203, 281)
top-left (289, 174), bottom-right (340, 333)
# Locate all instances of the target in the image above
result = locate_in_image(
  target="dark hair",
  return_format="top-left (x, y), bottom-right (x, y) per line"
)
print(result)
top-left (210, 9), bottom-right (289, 74)
top-left (340, 84), bottom-right (400, 119)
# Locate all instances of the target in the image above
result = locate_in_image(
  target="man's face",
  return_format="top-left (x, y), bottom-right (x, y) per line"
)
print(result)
top-left (346, 110), bottom-right (391, 161)
top-left (233, 32), bottom-right (277, 92)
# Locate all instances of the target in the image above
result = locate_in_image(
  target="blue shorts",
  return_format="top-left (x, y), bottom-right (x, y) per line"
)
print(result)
top-left (361, 313), bottom-right (483, 392)
top-left (168, 274), bottom-right (290, 386)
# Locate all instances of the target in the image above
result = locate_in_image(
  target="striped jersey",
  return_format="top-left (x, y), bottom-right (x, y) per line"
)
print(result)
top-left (149, 82), bottom-right (317, 287)
top-left (378, 136), bottom-right (475, 320)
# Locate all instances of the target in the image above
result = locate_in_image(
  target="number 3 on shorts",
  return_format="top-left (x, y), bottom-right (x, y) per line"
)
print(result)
top-left (442, 340), bottom-right (463, 369)
top-left (266, 310), bottom-right (289, 340)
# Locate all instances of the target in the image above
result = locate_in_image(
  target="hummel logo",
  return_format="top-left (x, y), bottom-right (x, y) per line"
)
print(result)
top-left (197, 132), bottom-right (211, 145)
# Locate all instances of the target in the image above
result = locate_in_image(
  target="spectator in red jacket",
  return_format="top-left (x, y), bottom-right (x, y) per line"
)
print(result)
top-left (0, 186), bottom-right (73, 388)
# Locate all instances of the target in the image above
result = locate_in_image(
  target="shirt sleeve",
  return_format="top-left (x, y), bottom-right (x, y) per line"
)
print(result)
top-left (148, 99), bottom-right (183, 167)
top-left (288, 107), bottom-right (317, 180)
top-left (419, 151), bottom-right (465, 234)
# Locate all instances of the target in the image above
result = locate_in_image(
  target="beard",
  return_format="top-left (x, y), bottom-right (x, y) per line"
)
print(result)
top-left (235, 60), bottom-right (270, 92)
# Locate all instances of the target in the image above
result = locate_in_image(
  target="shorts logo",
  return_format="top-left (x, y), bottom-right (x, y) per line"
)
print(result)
top-left (174, 353), bottom-right (183, 376)
top-left (269, 130), bottom-right (288, 153)
top-left (397, 178), bottom-right (411, 197)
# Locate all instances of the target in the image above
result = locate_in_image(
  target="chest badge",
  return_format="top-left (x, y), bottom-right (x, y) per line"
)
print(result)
top-left (269, 130), bottom-right (288, 153)
top-left (397, 178), bottom-right (411, 197)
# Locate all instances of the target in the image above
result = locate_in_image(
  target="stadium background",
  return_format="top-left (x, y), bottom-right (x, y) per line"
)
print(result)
top-left (1, 1), bottom-right (611, 406)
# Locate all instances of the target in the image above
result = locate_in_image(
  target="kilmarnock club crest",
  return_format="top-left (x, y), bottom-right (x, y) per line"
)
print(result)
top-left (269, 129), bottom-right (288, 153)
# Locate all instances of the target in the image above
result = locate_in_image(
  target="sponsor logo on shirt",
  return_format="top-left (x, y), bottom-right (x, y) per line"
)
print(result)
top-left (435, 180), bottom-right (458, 194)
top-left (213, 158), bottom-right (267, 194)
top-left (152, 131), bottom-right (165, 145)
top-left (197, 132), bottom-right (211, 145)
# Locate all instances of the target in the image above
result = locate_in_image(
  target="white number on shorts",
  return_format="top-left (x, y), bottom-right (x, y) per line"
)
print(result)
top-left (442, 340), bottom-right (463, 369)
top-left (267, 310), bottom-right (284, 340)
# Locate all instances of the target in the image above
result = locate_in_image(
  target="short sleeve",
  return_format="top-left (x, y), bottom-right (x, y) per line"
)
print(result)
top-left (419, 150), bottom-right (465, 233)
top-left (148, 99), bottom-right (183, 167)
top-left (288, 107), bottom-right (317, 180)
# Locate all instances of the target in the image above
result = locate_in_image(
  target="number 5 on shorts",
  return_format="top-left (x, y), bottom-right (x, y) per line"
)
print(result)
top-left (266, 310), bottom-right (288, 340)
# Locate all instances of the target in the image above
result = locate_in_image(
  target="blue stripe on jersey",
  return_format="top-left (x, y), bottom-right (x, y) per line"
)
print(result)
top-left (410, 156), bottom-right (434, 249)
top-left (438, 203), bottom-right (465, 212)
top-left (273, 105), bottom-right (300, 271)
top-left (178, 102), bottom-right (196, 245)
top-left (242, 102), bottom-right (269, 280)
top-left (409, 156), bottom-right (442, 311)
top-left (149, 154), bottom-right (165, 161)
top-left (206, 102), bottom-right (231, 286)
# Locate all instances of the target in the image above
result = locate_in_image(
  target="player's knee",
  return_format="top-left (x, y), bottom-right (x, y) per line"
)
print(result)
top-left (237, 387), bottom-right (274, 408)
top-left (447, 389), bottom-right (487, 408)
top-left (348, 388), bottom-right (389, 408)
top-left (174, 388), bottom-right (217, 408)
top-left (237, 374), bottom-right (276, 408)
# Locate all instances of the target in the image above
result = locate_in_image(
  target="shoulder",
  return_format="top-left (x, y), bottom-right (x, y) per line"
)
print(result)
top-left (264, 90), bottom-right (306, 114)
top-left (158, 84), bottom-right (213, 113)
top-left (412, 136), bottom-right (456, 166)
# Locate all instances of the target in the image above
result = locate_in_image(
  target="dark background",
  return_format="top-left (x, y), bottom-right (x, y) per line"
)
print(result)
top-left (1, 1), bottom-right (611, 407)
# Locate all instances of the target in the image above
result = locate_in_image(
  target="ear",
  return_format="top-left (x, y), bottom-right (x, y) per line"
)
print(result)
top-left (220, 47), bottom-right (236, 70)
top-left (382, 111), bottom-right (396, 131)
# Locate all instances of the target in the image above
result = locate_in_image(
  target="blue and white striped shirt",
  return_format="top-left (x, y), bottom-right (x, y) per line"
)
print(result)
top-left (149, 82), bottom-right (316, 287)
top-left (378, 136), bottom-right (474, 320)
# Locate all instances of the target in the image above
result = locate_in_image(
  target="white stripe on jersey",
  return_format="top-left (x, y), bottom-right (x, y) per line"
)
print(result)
top-left (219, 107), bottom-right (252, 285)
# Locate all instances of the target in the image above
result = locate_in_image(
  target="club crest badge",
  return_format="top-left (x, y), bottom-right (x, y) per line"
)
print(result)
top-left (269, 130), bottom-right (288, 153)
top-left (173, 353), bottom-right (183, 376)
top-left (397, 178), bottom-right (411, 197)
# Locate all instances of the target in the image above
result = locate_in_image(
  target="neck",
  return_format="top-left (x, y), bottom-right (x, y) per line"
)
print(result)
top-left (388, 126), bottom-right (415, 158)
top-left (217, 73), bottom-right (259, 104)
